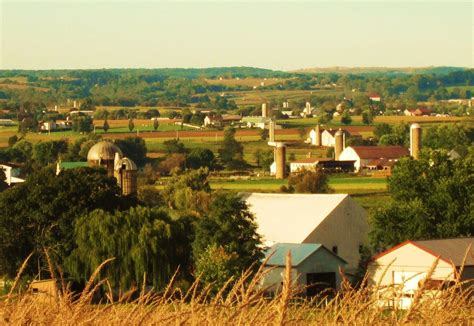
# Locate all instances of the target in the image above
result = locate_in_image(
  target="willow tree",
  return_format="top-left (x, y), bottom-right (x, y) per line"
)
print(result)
top-left (68, 206), bottom-right (192, 292)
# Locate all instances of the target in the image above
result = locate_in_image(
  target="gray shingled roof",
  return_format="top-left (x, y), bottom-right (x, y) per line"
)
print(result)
top-left (412, 238), bottom-right (474, 267)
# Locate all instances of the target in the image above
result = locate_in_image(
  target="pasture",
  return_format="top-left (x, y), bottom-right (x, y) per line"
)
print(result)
top-left (204, 77), bottom-right (288, 87)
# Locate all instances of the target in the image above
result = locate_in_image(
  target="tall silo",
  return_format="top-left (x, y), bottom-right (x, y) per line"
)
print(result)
top-left (315, 124), bottom-right (321, 146)
top-left (114, 157), bottom-right (138, 195)
top-left (262, 103), bottom-right (269, 117)
top-left (335, 129), bottom-right (345, 160)
top-left (410, 123), bottom-right (421, 160)
top-left (269, 120), bottom-right (276, 142)
top-left (275, 142), bottom-right (286, 179)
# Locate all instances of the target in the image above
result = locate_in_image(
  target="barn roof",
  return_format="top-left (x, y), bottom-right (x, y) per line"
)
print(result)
top-left (264, 243), bottom-right (346, 267)
top-left (412, 238), bottom-right (474, 267)
top-left (372, 237), bottom-right (474, 267)
top-left (244, 193), bottom-right (350, 245)
top-left (349, 146), bottom-right (409, 159)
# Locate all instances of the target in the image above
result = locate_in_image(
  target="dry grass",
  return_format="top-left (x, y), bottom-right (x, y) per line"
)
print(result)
top-left (1, 254), bottom-right (472, 325)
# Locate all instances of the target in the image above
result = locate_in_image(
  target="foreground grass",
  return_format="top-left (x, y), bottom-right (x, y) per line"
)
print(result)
top-left (1, 255), bottom-right (472, 325)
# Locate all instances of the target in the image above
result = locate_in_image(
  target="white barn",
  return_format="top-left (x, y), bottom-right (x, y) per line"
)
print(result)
top-left (339, 146), bottom-right (410, 172)
top-left (245, 193), bottom-right (368, 275)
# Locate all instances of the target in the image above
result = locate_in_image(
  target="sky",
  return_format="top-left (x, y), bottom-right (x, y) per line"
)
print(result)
top-left (0, 1), bottom-right (472, 70)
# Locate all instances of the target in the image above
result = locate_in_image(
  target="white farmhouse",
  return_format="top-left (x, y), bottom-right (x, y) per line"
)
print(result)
top-left (245, 193), bottom-right (368, 275)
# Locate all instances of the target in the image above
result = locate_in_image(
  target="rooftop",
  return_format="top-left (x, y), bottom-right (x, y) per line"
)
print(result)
top-left (244, 193), bottom-right (349, 244)
top-left (348, 146), bottom-right (410, 159)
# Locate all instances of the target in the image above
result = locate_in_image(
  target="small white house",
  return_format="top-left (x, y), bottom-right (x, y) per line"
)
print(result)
top-left (368, 238), bottom-right (474, 309)
top-left (339, 146), bottom-right (410, 172)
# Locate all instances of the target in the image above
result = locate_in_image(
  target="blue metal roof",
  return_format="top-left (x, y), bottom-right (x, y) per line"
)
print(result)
top-left (264, 243), bottom-right (324, 267)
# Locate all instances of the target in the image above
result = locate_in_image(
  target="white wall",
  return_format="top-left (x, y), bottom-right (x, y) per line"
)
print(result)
top-left (321, 131), bottom-right (335, 147)
top-left (303, 196), bottom-right (369, 274)
top-left (339, 147), bottom-right (361, 171)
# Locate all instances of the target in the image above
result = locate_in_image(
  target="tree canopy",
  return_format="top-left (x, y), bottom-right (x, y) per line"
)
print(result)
top-left (370, 151), bottom-right (474, 250)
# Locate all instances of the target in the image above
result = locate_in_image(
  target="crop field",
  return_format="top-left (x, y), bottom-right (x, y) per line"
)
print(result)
top-left (204, 77), bottom-right (288, 87)
top-left (229, 88), bottom-right (343, 106)
top-left (210, 176), bottom-right (387, 193)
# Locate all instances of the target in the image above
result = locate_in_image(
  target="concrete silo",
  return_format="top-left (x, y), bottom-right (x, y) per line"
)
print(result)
top-left (114, 156), bottom-right (138, 195)
top-left (314, 124), bottom-right (321, 146)
top-left (275, 142), bottom-right (287, 179)
top-left (262, 103), bottom-right (269, 118)
top-left (335, 129), bottom-right (345, 160)
top-left (410, 123), bottom-right (421, 160)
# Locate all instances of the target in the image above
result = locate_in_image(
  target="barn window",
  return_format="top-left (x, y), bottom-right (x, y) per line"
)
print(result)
top-left (332, 246), bottom-right (338, 254)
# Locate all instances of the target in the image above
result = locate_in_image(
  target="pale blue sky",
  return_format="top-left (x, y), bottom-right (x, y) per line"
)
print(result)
top-left (1, 1), bottom-right (472, 70)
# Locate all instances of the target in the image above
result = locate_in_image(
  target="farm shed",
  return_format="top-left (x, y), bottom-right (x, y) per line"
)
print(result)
top-left (261, 243), bottom-right (347, 297)
top-left (245, 193), bottom-right (368, 275)
top-left (368, 238), bottom-right (474, 308)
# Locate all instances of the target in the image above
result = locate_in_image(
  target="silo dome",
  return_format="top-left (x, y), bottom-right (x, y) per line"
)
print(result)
top-left (87, 141), bottom-right (123, 163)
top-left (115, 157), bottom-right (137, 171)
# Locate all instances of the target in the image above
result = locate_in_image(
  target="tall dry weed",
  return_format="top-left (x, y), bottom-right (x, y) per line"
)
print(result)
top-left (0, 252), bottom-right (472, 325)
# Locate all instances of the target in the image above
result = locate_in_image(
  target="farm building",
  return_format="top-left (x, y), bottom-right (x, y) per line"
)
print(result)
top-left (289, 158), bottom-right (355, 173)
top-left (338, 146), bottom-right (410, 172)
top-left (260, 243), bottom-right (347, 297)
top-left (368, 93), bottom-right (381, 102)
top-left (404, 108), bottom-right (432, 116)
top-left (245, 193), bottom-right (368, 275)
top-left (309, 128), bottom-right (349, 147)
top-left (368, 237), bottom-right (474, 308)
top-left (241, 116), bottom-right (281, 130)
top-left (204, 114), bottom-right (242, 127)
top-left (0, 163), bottom-right (24, 186)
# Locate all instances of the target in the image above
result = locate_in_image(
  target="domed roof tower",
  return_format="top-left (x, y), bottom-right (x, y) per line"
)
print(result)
top-left (114, 156), bottom-right (138, 195)
top-left (87, 141), bottom-right (122, 177)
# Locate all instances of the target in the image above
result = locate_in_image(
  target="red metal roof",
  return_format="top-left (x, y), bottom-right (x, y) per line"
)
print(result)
top-left (350, 146), bottom-right (410, 159)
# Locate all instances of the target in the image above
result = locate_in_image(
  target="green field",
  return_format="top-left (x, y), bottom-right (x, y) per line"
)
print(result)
top-left (210, 176), bottom-right (387, 193)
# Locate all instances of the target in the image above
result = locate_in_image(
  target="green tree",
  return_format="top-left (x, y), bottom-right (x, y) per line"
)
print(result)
top-left (163, 139), bottom-right (187, 154)
top-left (186, 148), bottom-right (215, 170)
top-left (72, 116), bottom-right (93, 133)
top-left (192, 192), bottom-right (263, 290)
top-left (361, 110), bottom-right (374, 125)
top-left (379, 134), bottom-right (403, 146)
top-left (32, 140), bottom-right (68, 166)
top-left (68, 206), bottom-right (192, 292)
top-left (7, 135), bottom-right (18, 147)
top-left (161, 168), bottom-right (212, 213)
top-left (259, 128), bottom-right (269, 141)
top-left (218, 127), bottom-right (245, 169)
top-left (288, 168), bottom-right (331, 193)
top-left (128, 118), bottom-right (135, 132)
top-left (0, 169), bottom-right (7, 192)
top-left (115, 137), bottom-right (147, 167)
top-left (374, 123), bottom-right (393, 139)
top-left (370, 152), bottom-right (474, 250)
top-left (103, 118), bottom-right (109, 133)
top-left (0, 167), bottom-right (128, 277)
top-left (254, 149), bottom-right (274, 170)
top-left (194, 244), bottom-right (240, 295)
top-left (340, 111), bottom-right (352, 125)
